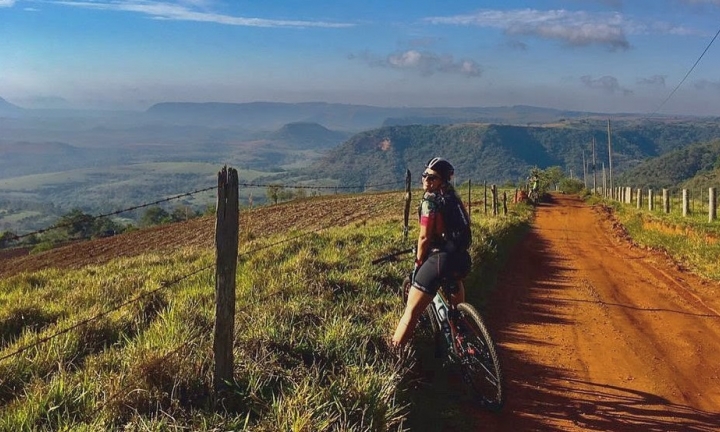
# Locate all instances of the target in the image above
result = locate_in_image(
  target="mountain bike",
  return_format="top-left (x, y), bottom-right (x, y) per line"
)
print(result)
top-left (373, 249), bottom-right (504, 412)
top-left (528, 188), bottom-right (540, 205)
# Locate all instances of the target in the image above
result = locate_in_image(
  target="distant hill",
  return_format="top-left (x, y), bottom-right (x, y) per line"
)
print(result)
top-left (617, 139), bottom-right (720, 189)
top-left (290, 120), bottom-right (720, 187)
top-left (0, 97), bottom-right (23, 116)
top-left (145, 101), bottom-right (669, 132)
top-left (266, 122), bottom-right (351, 149)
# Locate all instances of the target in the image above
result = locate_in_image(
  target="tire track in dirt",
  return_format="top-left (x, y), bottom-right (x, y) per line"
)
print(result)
top-left (473, 194), bottom-right (720, 431)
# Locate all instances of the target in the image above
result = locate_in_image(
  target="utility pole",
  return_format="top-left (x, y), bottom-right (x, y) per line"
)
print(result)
top-left (583, 150), bottom-right (587, 189)
top-left (602, 162), bottom-right (607, 197)
top-left (592, 137), bottom-right (597, 194)
top-left (607, 119), bottom-right (614, 200)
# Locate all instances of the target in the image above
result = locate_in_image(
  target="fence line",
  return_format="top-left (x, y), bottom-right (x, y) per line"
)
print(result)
top-left (5, 185), bottom-right (218, 243)
top-left (95, 323), bottom-right (211, 412)
top-left (0, 264), bottom-right (213, 363)
top-left (0, 166), bottom-right (512, 405)
top-left (2, 178), bottom-right (407, 246)
top-left (611, 185), bottom-right (718, 223)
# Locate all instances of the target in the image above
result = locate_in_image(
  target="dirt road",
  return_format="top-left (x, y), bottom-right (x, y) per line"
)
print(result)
top-left (475, 194), bottom-right (720, 431)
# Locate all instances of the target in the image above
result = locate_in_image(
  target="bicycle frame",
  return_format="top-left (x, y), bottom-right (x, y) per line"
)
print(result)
top-left (427, 284), bottom-right (468, 360)
top-left (429, 287), bottom-right (455, 348)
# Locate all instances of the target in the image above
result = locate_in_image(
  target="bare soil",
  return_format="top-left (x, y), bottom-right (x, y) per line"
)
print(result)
top-left (476, 193), bottom-right (720, 431)
top-left (0, 193), bottom-right (402, 278)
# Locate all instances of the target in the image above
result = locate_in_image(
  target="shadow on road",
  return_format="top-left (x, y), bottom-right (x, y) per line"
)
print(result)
top-left (403, 203), bottom-right (720, 431)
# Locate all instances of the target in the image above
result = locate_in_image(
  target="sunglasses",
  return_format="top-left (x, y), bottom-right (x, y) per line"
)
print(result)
top-left (422, 172), bottom-right (440, 181)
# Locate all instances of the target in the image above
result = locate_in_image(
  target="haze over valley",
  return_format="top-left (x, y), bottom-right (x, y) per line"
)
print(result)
top-left (1, 0), bottom-right (719, 233)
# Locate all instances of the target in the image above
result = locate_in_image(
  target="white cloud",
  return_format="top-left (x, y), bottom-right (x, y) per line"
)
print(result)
top-left (352, 50), bottom-right (482, 77)
top-left (0, 0), bottom-right (16, 7)
top-left (48, 0), bottom-right (354, 28)
top-left (425, 9), bottom-right (705, 49)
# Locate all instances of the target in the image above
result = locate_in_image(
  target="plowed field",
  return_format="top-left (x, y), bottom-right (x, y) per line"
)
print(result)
top-left (0, 192), bottom-right (404, 277)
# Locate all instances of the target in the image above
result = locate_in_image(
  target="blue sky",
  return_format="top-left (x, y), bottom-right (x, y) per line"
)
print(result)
top-left (1, 0), bottom-right (719, 116)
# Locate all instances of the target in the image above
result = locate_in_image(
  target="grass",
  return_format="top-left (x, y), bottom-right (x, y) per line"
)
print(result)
top-left (592, 195), bottom-right (720, 280)
top-left (0, 190), bottom-right (532, 430)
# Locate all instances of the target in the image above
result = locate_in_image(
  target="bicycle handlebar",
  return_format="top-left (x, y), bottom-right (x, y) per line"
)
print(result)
top-left (371, 247), bottom-right (414, 265)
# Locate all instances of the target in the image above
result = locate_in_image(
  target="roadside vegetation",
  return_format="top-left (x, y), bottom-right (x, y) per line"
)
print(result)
top-left (588, 195), bottom-right (720, 281)
top-left (0, 188), bottom-right (532, 430)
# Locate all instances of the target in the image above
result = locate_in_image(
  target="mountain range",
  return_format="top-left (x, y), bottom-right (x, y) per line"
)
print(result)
top-left (2, 96), bottom-right (720, 234)
top-left (282, 120), bottom-right (720, 187)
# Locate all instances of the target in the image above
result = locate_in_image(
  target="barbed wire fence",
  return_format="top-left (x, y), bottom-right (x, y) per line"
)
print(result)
top-left (0, 165), bottom-right (511, 417)
top-left (0, 166), bottom-right (417, 407)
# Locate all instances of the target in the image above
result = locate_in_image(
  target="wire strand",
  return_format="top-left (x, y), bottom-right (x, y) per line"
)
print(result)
top-left (0, 264), bottom-right (212, 363)
top-left (645, 26), bottom-right (720, 119)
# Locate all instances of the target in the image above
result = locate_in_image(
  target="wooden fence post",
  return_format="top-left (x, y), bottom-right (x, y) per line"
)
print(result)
top-left (491, 184), bottom-right (498, 216)
top-left (214, 166), bottom-right (239, 392)
top-left (468, 179), bottom-right (472, 221)
top-left (682, 189), bottom-right (689, 217)
top-left (663, 189), bottom-right (670, 214)
top-left (648, 189), bottom-right (654, 211)
top-left (710, 188), bottom-right (717, 222)
top-left (403, 170), bottom-right (411, 241)
top-left (484, 181), bottom-right (488, 215)
top-left (502, 192), bottom-right (507, 215)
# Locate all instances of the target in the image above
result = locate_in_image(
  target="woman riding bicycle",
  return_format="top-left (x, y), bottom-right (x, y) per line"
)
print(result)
top-left (392, 157), bottom-right (471, 347)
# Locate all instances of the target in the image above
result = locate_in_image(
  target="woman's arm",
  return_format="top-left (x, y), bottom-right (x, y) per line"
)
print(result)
top-left (416, 200), bottom-right (435, 264)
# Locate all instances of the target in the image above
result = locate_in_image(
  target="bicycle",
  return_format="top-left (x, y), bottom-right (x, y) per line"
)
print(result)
top-left (373, 248), bottom-right (504, 412)
top-left (528, 188), bottom-right (540, 205)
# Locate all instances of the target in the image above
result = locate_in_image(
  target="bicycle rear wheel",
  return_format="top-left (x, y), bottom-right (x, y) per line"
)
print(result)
top-left (455, 302), bottom-right (504, 411)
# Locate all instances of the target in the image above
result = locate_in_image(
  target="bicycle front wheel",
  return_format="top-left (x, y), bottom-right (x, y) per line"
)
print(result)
top-left (456, 302), bottom-right (504, 411)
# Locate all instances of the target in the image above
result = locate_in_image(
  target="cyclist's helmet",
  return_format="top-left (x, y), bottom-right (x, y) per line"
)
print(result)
top-left (426, 157), bottom-right (454, 182)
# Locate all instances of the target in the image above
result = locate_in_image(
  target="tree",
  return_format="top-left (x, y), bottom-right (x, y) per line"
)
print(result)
top-left (56, 209), bottom-right (94, 239)
top-left (559, 177), bottom-right (585, 195)
top-left (0, 231), bottom-right (18, 249)
top-left (266, 184), bottom-right (283, 205)
top-left (543, 166), bottom-right (565, 189)
top-left (140, 206), bottom-right (171, 227)
top-left (170, 205), bottom-right (198, 222)
top-left (91, 217), bottom-right (127, 238)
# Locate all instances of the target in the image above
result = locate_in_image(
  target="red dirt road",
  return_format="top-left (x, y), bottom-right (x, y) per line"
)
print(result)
top-left (479, 194), bottom-right (720, 431)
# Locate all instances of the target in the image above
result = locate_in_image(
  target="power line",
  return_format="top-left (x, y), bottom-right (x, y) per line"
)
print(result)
top-left (646, 25), bottom-right (720, 119)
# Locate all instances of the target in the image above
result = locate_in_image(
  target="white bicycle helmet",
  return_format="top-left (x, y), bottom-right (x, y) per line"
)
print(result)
top-left (425, 157), bottom-right (454, 181)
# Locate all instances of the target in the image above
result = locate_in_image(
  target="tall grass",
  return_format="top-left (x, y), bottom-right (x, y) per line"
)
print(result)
top-left (0, 192), bottom-right (531, 430)
top-left (594, 197), bottom-right (720, 280)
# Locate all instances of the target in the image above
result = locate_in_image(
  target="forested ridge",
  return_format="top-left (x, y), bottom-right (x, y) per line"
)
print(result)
top-left (299, 120), bottom-right (720, 186)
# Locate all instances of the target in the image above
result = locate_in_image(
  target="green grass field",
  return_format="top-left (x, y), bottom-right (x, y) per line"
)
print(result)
top-left (0, 190), bottom-right (532, 430)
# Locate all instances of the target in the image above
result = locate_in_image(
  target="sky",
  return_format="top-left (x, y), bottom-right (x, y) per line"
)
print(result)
top-left (1, 0), bottom-right (720, 116)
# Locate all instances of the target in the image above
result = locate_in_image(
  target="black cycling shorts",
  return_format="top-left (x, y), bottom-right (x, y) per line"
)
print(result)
top-left (413, 249), bottom-right (471, 296)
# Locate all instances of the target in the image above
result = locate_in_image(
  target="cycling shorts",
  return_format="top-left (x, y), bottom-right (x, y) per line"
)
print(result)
top-left (413, 249), bottom-right (471, 296)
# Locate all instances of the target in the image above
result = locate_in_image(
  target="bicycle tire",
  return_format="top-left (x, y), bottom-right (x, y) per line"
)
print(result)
top-left (455, 302), bottom-right (504, 411)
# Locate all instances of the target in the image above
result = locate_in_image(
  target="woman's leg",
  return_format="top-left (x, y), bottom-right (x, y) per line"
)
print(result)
top-left (392, 286), bottom-right (433, 347)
